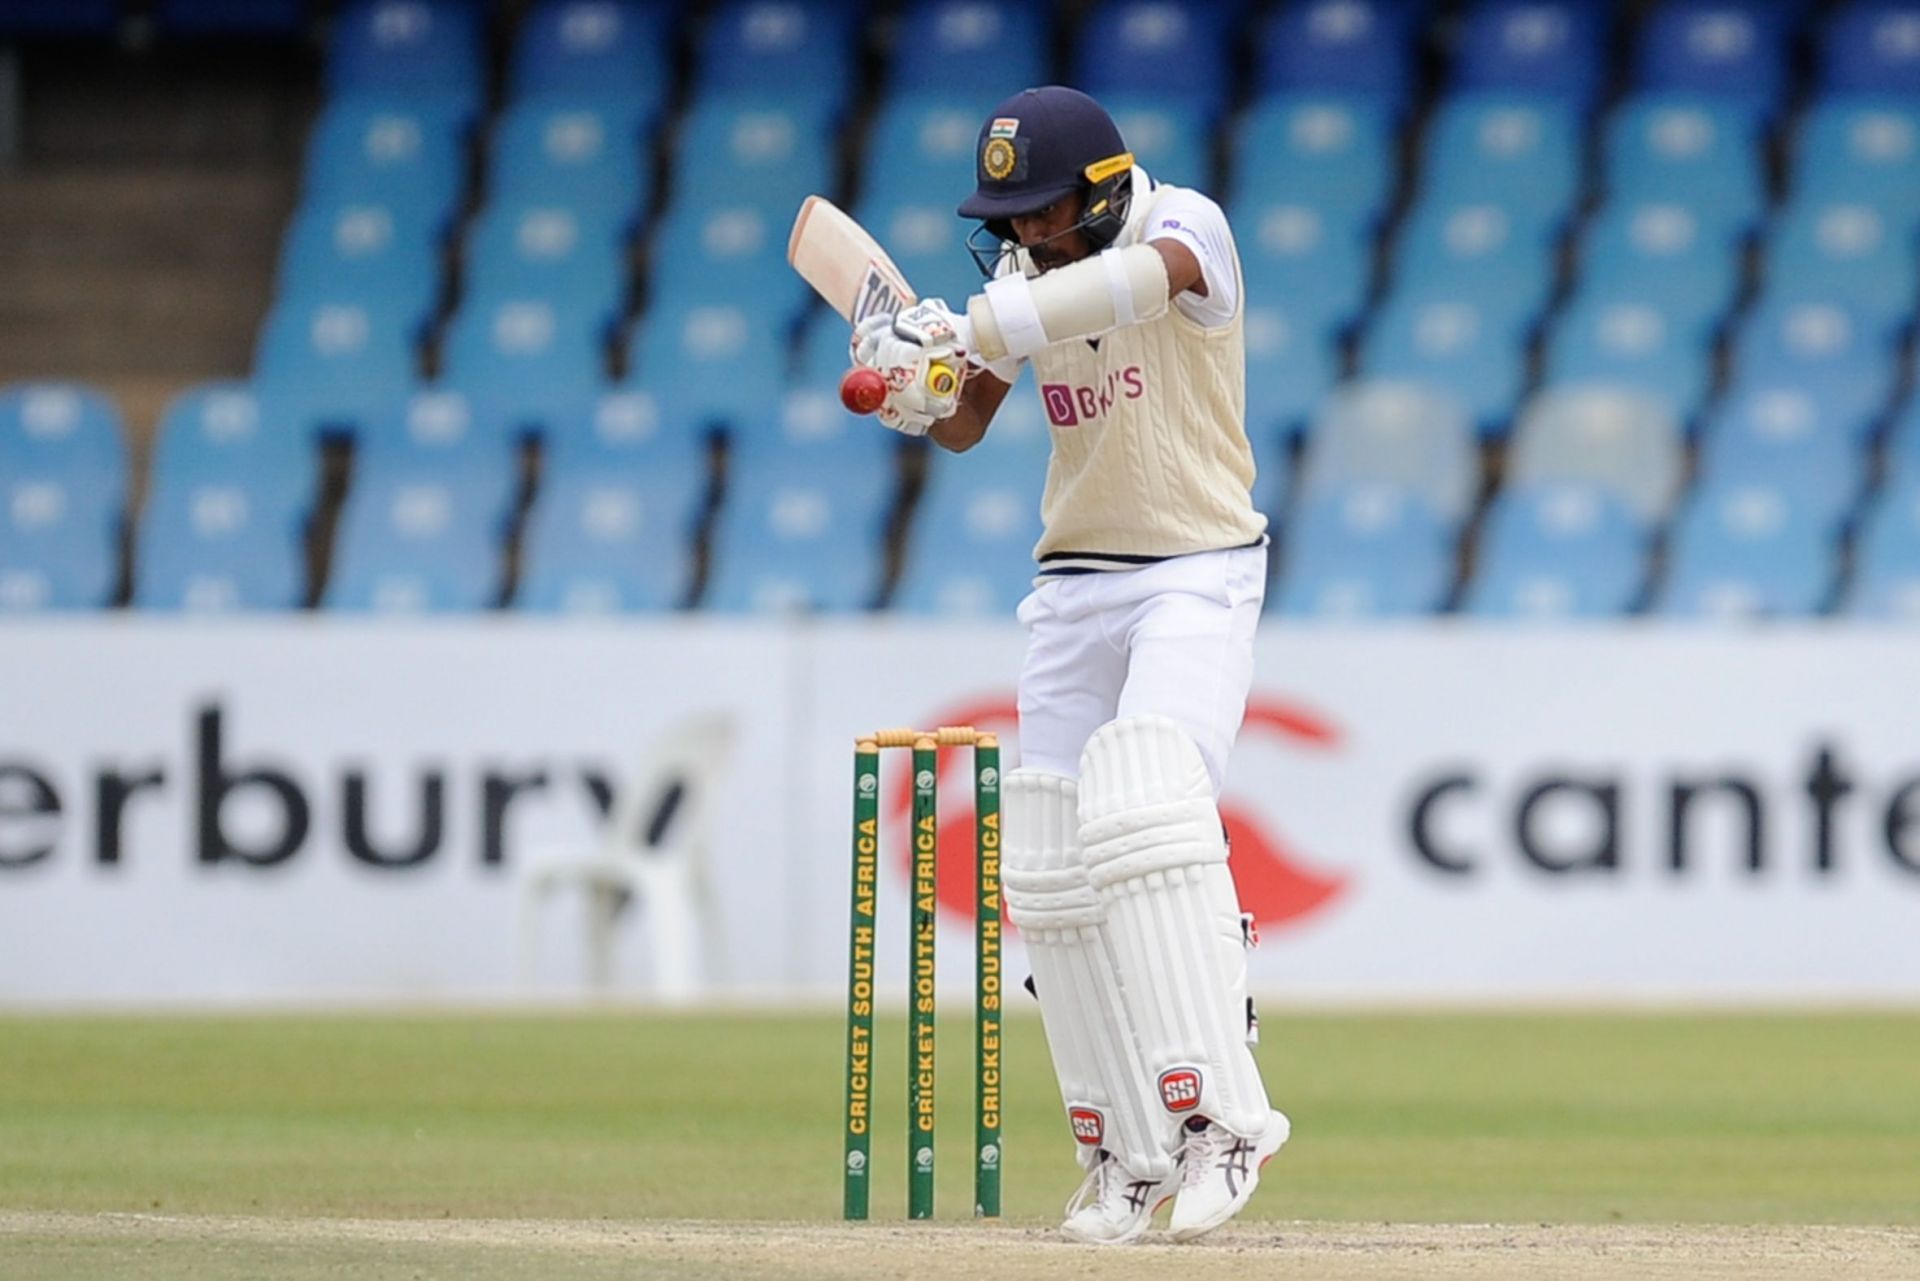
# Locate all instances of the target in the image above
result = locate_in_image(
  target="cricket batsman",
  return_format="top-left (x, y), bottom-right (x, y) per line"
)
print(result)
top-left (849, 85), bottom-right (1288, 1244)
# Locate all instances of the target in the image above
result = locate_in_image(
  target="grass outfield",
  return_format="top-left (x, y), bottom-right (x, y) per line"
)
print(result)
top-left (2, 1010), bottom-right (1917, 1276)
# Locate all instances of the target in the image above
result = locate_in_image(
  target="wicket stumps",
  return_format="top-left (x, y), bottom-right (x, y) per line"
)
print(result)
top-left (843, 727), bottom-right (1002, 1222)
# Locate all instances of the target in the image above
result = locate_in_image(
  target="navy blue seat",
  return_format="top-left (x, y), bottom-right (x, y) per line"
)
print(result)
top-left (891, 1), bottom-right (1048, 97)
top-left (1465, 483), bottom-right (1648, 617)
top-left (1657, 479), bottom-right (1839, 618)
top-left (1793, 98), bottom-right (1920, 224)
top-left (1823, 0), bottom-right (1920, 95)
top-left (1277, 484), bottom-right (1453, 617)
top-left (512, 0), bottom-right (670, 111)
top-left (1637, 0), bottom-right (1791, 110)
top-left (1233, 95), bottom-right (1395, 225)
top-left (135, 475), bottom-right (306, 611)
top-left (1454, 0), bottom-right (1608, 108)
top-left (463, 202), bottom-right (628, 332)
top-left (326, 0), bottom-right (483, 119)
top-left (1845, 479), bottom-right (1920, 617)
top-left (1255, 0), bottom-right (1416, 112)
top-left (1077, 1), bottom-right (1230, 121)
top-left (698, 1), bottom-right (855, 110)
top-left (439, 297), bottom-right (608, 436)
top-left (0, 383), bottom-right (126, 611)
top-left (703, 455), bottom-right (892, 613)
top-left (1605, 93), bottom-right (1765, 231)
top-left (489, 97), bottom-right (650, 226)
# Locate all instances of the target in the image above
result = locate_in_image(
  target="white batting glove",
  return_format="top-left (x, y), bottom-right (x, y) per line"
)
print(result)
top-left (848, 302), bottom-right (970, 433)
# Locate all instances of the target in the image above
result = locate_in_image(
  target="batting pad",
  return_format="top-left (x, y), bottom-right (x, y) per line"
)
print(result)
top-left (1077, 715), bottom-right (1271, 1142)
top-left (1001, 769), bottom-right (1176, 1179)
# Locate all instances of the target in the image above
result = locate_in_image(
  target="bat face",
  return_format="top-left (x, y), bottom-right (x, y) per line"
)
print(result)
top-left (789, 195), bottom-right (919, 324)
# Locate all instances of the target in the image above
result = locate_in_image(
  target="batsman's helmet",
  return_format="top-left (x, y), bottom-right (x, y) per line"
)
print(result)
top-left (957, 86), bottom-right (1135, 276)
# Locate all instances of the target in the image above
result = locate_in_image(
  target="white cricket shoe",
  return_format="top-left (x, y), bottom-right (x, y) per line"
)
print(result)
top-left (1060, 1149), bottom-right (1181, 1245)
top-left (1167, 1109), bottom-right (1291, 1242)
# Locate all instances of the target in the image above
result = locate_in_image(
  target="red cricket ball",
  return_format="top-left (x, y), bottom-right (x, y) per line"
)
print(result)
top-left (839, 366), bottom-right (888, 415)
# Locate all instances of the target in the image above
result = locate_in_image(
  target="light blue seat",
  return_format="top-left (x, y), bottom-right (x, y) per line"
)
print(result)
top-left (1277, 485), bottom-right (1454, 617)
top-left (463, 202), bottom-right (628, 331)
top-left (861, 98), bottom-right (1000, 206)
top-left (134, 475), bottom-right (306, 611)
top-left (1233, 94), bottom-right (1395, 224)
top-left (326, 0), bottom-right (483, 119)
top-left (1729, 296), bottom-right (1897, 419)
top-left (489, 97), bottom-right (650, 225)
top-left (253, 299), bottom-right (417, 437)
top-left (1792, 97), bottom-right (1920, 224)
top-left (893, 463), bottom-right (1044, 616)
top-left (1464, 482), bottom-right (1648, 617)
top-left (0, 381), bottom-right (127, 477)
top-left (1455, 0), bottom-right (1608, 107)
top-left (1077, 2), bottom-right (1230, 121)
top-left (152, 382), bottom-right (315, 516)
top-left (1845, 479), bottom-right (1920, 617)
top-left (0, 383), bottom-right (126, 611)
top-left (703, 455), bottom-right (892, 613)
top-left (541, 387), bottom-right (709, 466)
top-left (739, 384), bottom-right (901, 473)
top-left (1765, 199), bottom-right (1918, 338)
top-left (1244, 301), bottom-right (1340, 437)
top-left (324, 468), bottom-right (505, 612)
top-left (439, 297), bottom-right (608, 435)
top-left (1604, 93), bottom-right (1765, 230)
top-left (1298, 381), bottom-right (1479, 527)
top-left (357, 390), bottom-right (523, 523)
top-left (1823, 0), bottom-right (1920, 94)
top-left (672, 97), bottom-right (836, 211)
top-left (698, 1), bottom-right (855, 109)
top-left (1637, 0), bottom-right (1791, 110)
top-left (625, 303), bottom-right (786, 433)
top-left (512, 0), bottom-right (670, 111)
top-left (648, 202), bottom-right (803, 315)
top-left (1102, 95), bottom-right (1210, 190)
top-left (1882, 396), bottom-right (1920, 487)
top-left (302, 96), bottom-right (468, 233)
top-left (1574, 199), bottom-right (1742, 331)
top-left (1695, 386), bottom-right (1865, 532)
top-left (847, 196), bottom-right (982, 315)
top-left (1255, 0), bottom-right (1417, 112)
top-left (516, 456), bottom-right (704, 612)
top-left (1506, 385), bottom-right (1686, 523)
top-left (891, 1), bottom-right (1048, 97)
top-left (1422, 92), bottom-right (1581, 226)
top-left (1545, 292), bottom-right (1714, 422)
top-left (1361, 289), bottom-right (1529, 434)
top-left (1392, 195), bottom-right (1558, 327)
top-left (277, 200), bottom-right (442, 330)
top-left (1233, 197), bottom-right (1374, 337)
top-left (1657, 479), bottom-right (1838, 617)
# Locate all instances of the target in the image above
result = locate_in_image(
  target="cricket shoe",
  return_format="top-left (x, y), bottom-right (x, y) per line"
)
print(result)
top-left (1059, 1149), bottom-right (1181, 1245)
top-left (1167, 1109), bottom-right (1291, 1242)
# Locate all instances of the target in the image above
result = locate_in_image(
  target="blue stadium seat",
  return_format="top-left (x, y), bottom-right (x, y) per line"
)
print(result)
top-left (302, 96), bottom-right (468, 233)
top-left (1361, 291), bottom-right (1530, 434)
top-left (1793, 98), bottom-right (1920, 224)
top-left (744, 385), bottom-right (899, 472)
top-left (1695, 386), bottom-right (1865, 531)
top-left (1605, 94), bottom-right (1765, 230)
top-left (324, 470), bottom-right (504, 611)
top-left (255, 299), bottom-right (419, 438)
top-left (1244, 302), bottom-right (1340, 437)
top-left (1101, 95), bottom-right (1210, 190)
top-left (625, 303), bottom-right (786, 433)
top-left (278, 200), bottom-right (442, 332)
top-left (1077, 2), bottom-right (1230, 120)
top-left (846, 197), bottom-right (983, 314)
top-left (135, 476), bottom-right (306, 611)
top-left (326, 0), bottom-right (483, 118)
top-left (357, 390), bottom-right (522, 523)
top-left (152, 383), bottom-right (315, 516)
top-left (698, 0), bottom-right (855, 108)
top-left (0, 383), bottom-right (125, 611)
top-left (1544, 293), bottom-right (1714, 421)
top-left (156, 0), bottom-right (309, 35)
top-left (1392, 196), bottom-right (1558, 328)
top-left (1233, 198), bottom-right (1374, 338)
top-left (1823, 0), bottom-right (1920, 95)
top-left (1277, 485), bottom-right (1454, 617)
top-left (1298, 381), bottom-right (1479, 526)
top-left (1506, 385), bottom-right (1685, 523)
top-left (1765, 199), bottom-right (1919, 338)
top-left (1574, 199), bottom-right (1743, 331)
top-left (512, 0), bottom-right (670, 110)
top-left (489, 97), bottom-right (650, 225)
top-left (0, 0), bottom-right (121, 35)
top-left (1232, 95), bottom-right (1395, 224)
top-left (891, 1), bottom-right (1048, 97)
top-left (1845, 479), bottom-right (1920, 617)
top-left (1883, 396), bottom-right (1920, 486)
top-left (542, 386), bottom-right (708, 464)
top-left (1454, 0), bottom-right (1608, 107)
top-left (1637, 0), bottom-right (1791, 109)
top-left (439, 297), bottom-right (608, 437)
top-left (703, 455), bottom-right (891, 612)
top-left (463, 202), bottom-right (627, 332)
top-left (1255, 0), bottom-right (1417, 111)
top-left (648, 202), bottom-right (802, 315)
top-left (1657, 479), bottom-right (1838, 617)
top-left (862, 99), bottom-right (999, 207)
top-left (1729, 296), bottom-right (1897, 419)
top-left (893, 463), bottom-right (1044, 616)
top-left (1422, 93), bottom-right (1582, 225)
top-left (1464, 483), bottom-right (1648, 617)
top-left (672, 97), bottom-right (836, 212)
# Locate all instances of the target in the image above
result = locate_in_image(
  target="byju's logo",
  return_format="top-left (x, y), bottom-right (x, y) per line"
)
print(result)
top-left (1039, 367), bottom-right (1146, 427)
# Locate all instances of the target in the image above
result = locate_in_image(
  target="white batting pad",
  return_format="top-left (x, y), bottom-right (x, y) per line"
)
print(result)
top-left (1000, 769), bottom-right (1176, 1179)
top-left (1078, 715), bottom-right (1271, 1141)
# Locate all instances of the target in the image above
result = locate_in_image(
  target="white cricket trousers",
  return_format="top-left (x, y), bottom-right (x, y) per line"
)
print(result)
top-left (1014, 544), bottom-right (1267, 792)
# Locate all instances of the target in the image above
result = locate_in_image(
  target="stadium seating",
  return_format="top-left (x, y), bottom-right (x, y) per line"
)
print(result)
top-left (1254, 0), bottom-right (1417, 112)
top-left (440, 297), bottom-right (608, 436)
top-left (0, 384), bottom-right (126, 611)
top-left (893, 461), bottom-right (1044, 615)
top-left (1277, 485), bottom-right (1455, 617)
top-left (489, 97), bottom-right (651, 226)
top-left (135, 477), bottom-right (307, 611)
top-left (890, 1), bottom-right (1049, 98)
top-left (512, 0), bottom-right (671, 110)
top-left (301, 96), bottom-right (469, 236)
top-left (1545, 294), bottom-right (1715, 423)
top-left (1233, 95), bottom-right (1396, 227)
top-left (1076, 1), bottom-right (1231, 121)
top-left (1297, 382), bottom-right (1479, 526)
top-left (1570, 199), bottom-right (1742, 335)
top-left (626, 303), bottom-right (786, 434)
top-left (697, 1), bottom-right (856, 110)
top-left (1233, 196), bottom-right (1373, 339)
top-left (1792, 98), bottom-right (1920, 223)
top-left (1657, 479), bottom-right (1839, 618)
top-left (1465, 483), bottom-right (1648, 617)
top-left (463, 202), bottom-right (628, 333)
top-left (1362, 291), bottom-right (1530, 434)
top-left (1846, 479), bottom-right (1920, 618)
top-left (1637, 0), bottom-right (1792, 110)
top-left (703, 453), bottom-right (893, 612)
top-left (1604, 94), bottom-right (1765, 229)
top-left (1244, 301), bottom-right (1340, 438)
top-left (1454, 0), bottom-right (1609, 109)
top-left (1422, 93), bottom-right (1582, 227)
top-left (325, 465), bottom-right (509, 612)
top-left (1505, 387), bottom-right (1685, 524)
top-left (1822, 0), bottom-right (1920, 94)
top-left (326, 0), bottom-right (484, 119)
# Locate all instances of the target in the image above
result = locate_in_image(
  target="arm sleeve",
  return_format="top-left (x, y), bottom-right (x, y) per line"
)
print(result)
top-left (1141, 189), bottom-right (1240, 330)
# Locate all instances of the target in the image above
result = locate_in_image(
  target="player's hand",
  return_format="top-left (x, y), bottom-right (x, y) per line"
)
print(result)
top-left (849, 302), bottom-right (969, 432)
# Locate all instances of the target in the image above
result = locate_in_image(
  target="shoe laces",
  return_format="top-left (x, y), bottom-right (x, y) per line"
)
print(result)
top-left (1065, 1151), bottom-right (1158, 1219)
top-left (1179, 1121), bottom-right (1230, 1188)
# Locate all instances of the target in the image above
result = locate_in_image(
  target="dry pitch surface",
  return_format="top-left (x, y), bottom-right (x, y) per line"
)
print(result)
top-left (5, 1212), bottom-right (1920, 1280)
